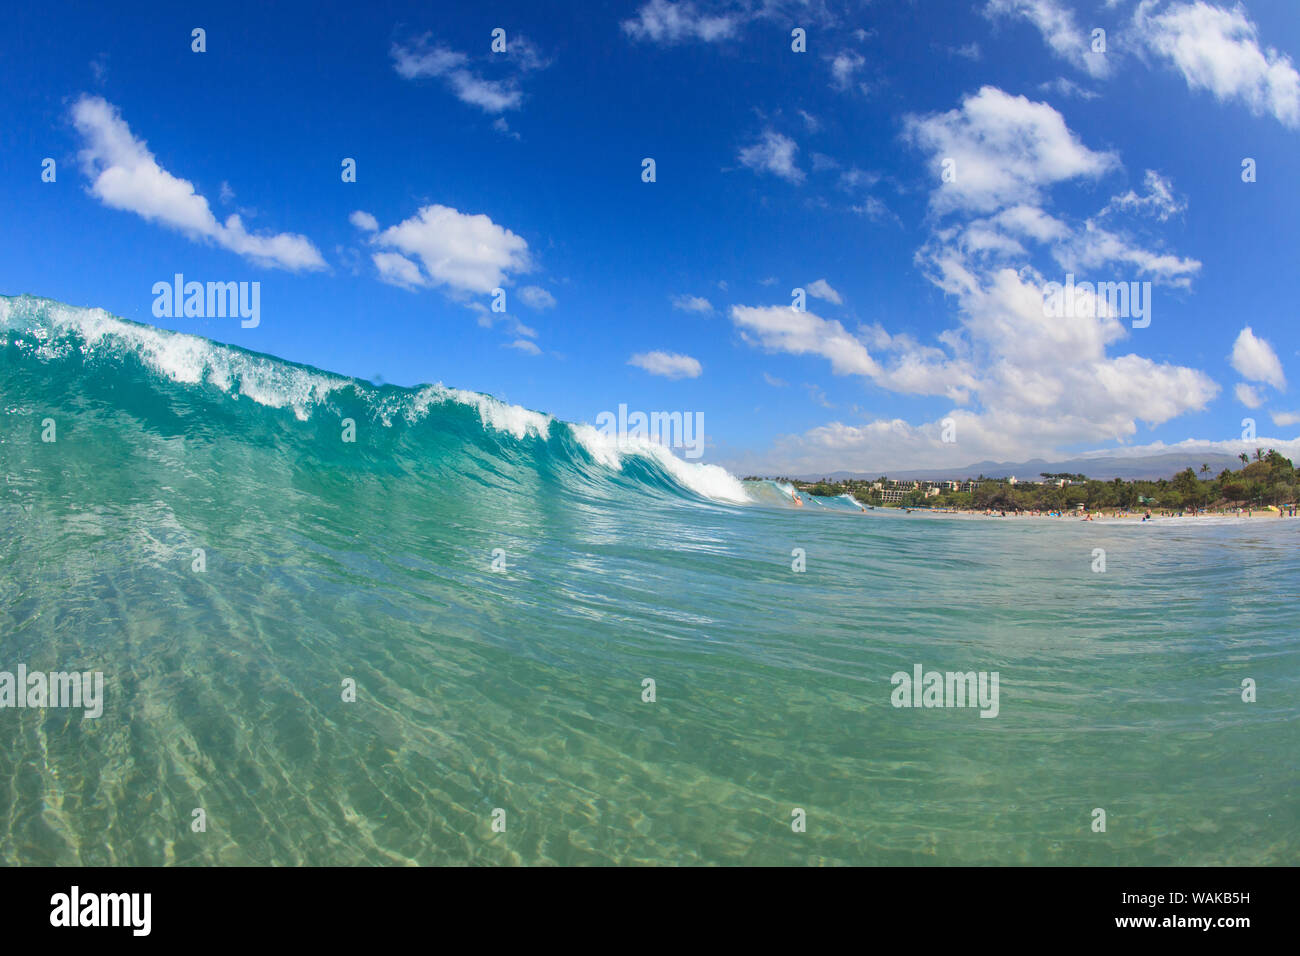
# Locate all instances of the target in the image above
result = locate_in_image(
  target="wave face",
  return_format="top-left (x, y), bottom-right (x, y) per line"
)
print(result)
top-left (0, 295), bottom-right (752, 507)
top-left (3, 295), bottom-right (1298, 865)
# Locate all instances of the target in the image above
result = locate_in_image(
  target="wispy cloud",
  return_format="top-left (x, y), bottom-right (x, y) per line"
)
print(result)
top-left (738, 129), bottom-right (804, 184)
top-left (621, 0), bottom-right (742, 44)
top-left (519, 285), bottom-right (556, 310)
top-left (1235, 382), bottom-right (1263, 408)
top-left (349, 210), bottom-right (379, 232)
top-left (672, 294), bottom-right (714, 313)
top-left (1038, 76), bottom-right (1100, 100)
top-left (70, 96), bottom-right (325, 271)
top-left (986, 0), bottom-right (1110, 79)
top-left (628, 350), bottom-right (703, 379)
top-left (391, 32), bottom-right (551, 115)
top-left (1102, 170), bottom-right (1185, 222)
top-left (806, 278), bottom-right (842, 305)
top-left (827, 50), bottom-right (868, 93)
top-left (507, 338), bottom-right (542, 355)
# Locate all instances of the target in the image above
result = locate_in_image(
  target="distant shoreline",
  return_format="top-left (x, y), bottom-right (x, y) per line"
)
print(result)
top-left (862, 506), bottom-right (1295, 521)
top-left (754, 450), bottom-right (1299, 517)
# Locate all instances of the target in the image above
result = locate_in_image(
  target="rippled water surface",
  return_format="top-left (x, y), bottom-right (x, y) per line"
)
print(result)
top-left (2, 296), bottom-right (1297, 865)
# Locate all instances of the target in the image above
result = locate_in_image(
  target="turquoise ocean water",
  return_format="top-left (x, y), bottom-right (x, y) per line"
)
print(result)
top-left (1, 295), bottom-right (1296, 865)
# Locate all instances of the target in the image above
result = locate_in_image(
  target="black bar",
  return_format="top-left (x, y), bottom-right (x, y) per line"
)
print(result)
top-left (0, 866), bottom-right (1284, 942)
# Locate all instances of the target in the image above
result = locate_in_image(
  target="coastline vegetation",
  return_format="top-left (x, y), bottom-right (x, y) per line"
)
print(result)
top-left (752, 448), bottom-right (1298, 513)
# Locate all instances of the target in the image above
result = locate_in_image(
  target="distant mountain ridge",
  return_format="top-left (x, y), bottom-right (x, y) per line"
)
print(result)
top-left (800, 453), bottom-right (1248, 483)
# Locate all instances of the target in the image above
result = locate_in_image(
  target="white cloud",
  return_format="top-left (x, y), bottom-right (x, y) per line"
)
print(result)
top-left (446, 72), bottom-right (522, 112)
top-left (366, 205), bottom-right (531, 294)
top-left (763, 372), bottom-right (788, 387)
top-left (740, 425), bottom-right (1300, 476)
top-left (806, 279), bottom-right (842, 305)
top-left (492, 117), bottom-right (521, 140)
top-left (519, 285), bottom-right (556, 310)
top-left (391, 41), bottom-right (467, 79)
top-left (628, 350), bottom-right (703, 379)
top-left (986, 0), bottom-right (1110, 78)
top-left (349, 210), bottom-right (379, 232)
top-left (70, 96), bottom-right (325, 271)
top-left (837, 167), bottom-right (881, 191)
top-left (1136, 0), bottom-right (1300, 128)
top-left (732, 86), bottom-right (1220, 472)
top-left (738, 129), bottom-right (804, 184)
top-left (730, 305), bottom-right (878, 378)
top-left (1271, 410), bottom-right (1300, 427)
top-left (392, 33), bottom-right (550, 114)
top-left (671, 294), bottom-right (714, 313)
top-left (909, 108), bottom-right (1199, 283)
top-left (851, 197), bottom-right (897, 223)
top-left (993, 203), bottom-right (1069, 242)
top-left (1103, 170), bottom-right (1185, 221)
top-left (621, 0), bottom-right (741, 44)
top-left (902, 86), bottom-right (1119, 215)
top-left (1053, 219), bottom-right (1201, 286)
top-left (1230, 326), bottom-right (1286, 389)
top-left (507, 338), bottom-right (542, 355)
top-left (804, 383), bottom-right (835, 408)
top-left (1235, 382), bottom-right (1263, 408)
top-left (622, 2), bottom-right (868, 94)
top-left (1038, 77), bottom-right (1100, 100)
top-left (502, 35), bottom-right (552, 73)
top-left (828, 50), bottom-right (866, 92)
top-left (472, 303), bottom-right (537, 340)
top-left (372, 252), bottom-right (425, 290)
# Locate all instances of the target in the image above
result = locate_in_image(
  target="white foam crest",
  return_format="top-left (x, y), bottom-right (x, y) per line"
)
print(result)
top-left (408, 384), bottom-right (552, 440)
top-left (568, 423), bottom-right (753, 505)
top-left (1, 297), bottom-right (349, 420)
top-left (568, 423), bottom-right (630, 469)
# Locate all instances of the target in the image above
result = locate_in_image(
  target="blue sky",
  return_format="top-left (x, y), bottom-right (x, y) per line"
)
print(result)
top-left (3, 0), bottom-right (1298, 473)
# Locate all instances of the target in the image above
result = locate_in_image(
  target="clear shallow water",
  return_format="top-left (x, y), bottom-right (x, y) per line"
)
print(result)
top-left (2, 295), bottom-right (1297, 865)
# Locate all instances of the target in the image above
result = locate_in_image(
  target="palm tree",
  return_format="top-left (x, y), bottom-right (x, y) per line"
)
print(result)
top-left (1254, 448), bottom-right (1264, 462)
top-left (1200, 463), bottom-right (1210, 476)
top-left (1239, 453), bottom-right (1249, 466)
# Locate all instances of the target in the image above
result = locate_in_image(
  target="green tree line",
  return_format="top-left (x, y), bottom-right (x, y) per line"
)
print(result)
top-left (785, 449), bottom-right (1297, 512)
